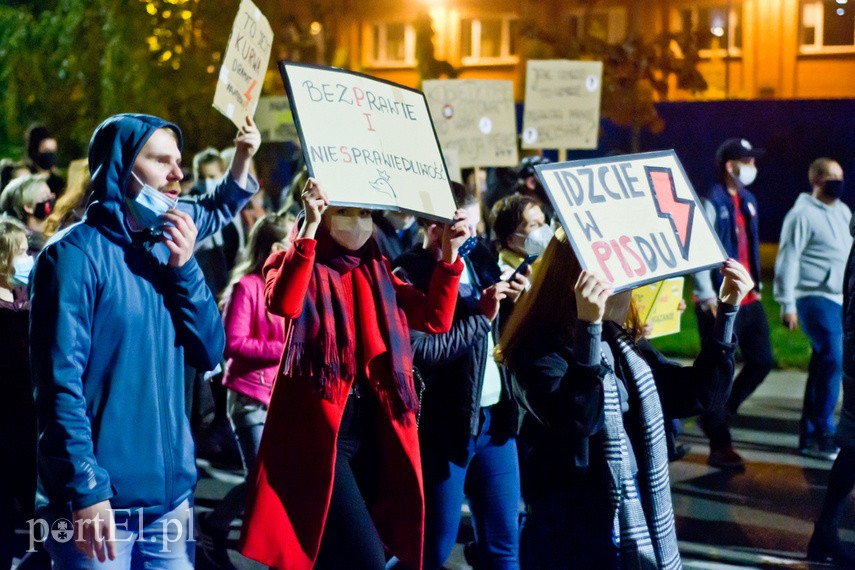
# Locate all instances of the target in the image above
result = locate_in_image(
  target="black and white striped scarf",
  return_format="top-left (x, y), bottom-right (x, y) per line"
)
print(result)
top-left (601, 325), bottom-right (681, 569)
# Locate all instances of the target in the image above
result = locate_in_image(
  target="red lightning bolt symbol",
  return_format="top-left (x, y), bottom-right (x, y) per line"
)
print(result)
top-left (243, 79), bottom-right (257, 104)
top-left (647, 167), bottom-right (694, 260)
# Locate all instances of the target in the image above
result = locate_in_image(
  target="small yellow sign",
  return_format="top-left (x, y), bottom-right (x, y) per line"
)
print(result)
top-left (632, 277), bottom-right (684, 339)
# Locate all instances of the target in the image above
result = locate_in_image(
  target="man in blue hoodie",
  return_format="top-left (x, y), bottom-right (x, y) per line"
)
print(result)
top-left (774, 158), bottom-right (851, 459)
top-left (30, 114), bottom-right (259, 567)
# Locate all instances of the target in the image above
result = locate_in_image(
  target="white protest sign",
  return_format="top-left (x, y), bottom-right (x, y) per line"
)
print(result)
top-left (255, 96), bottom-right (299, 142)
top-left (422, 80), bottom-right (518, 168)
top-left (523, 60), bottom-right (603, 150)
top-left (281, 62), bottom-right (457, 221)
top-left (213, 0), bottom-right (273, 128)
top-left (535, 150), bottom-right (726, 292)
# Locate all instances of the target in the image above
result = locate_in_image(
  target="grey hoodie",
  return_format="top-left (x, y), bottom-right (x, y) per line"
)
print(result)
top-left (774, 193), bottom-right (852, 314)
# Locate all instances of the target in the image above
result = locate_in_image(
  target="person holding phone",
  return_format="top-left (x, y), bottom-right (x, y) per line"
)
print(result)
top-left (491, 194), bottom-right (552, 276)
top-left (392, 182), bottom-right (529, 569)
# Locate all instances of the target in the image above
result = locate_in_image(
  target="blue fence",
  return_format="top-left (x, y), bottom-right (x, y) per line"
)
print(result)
top-left (520, 98), bottom-right (855, 243)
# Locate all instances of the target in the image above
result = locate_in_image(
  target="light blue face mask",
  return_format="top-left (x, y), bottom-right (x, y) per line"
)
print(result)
top-left (11, 254), bottom-right (34, 286)
top-left (125, 171), bottom-right (178, 231)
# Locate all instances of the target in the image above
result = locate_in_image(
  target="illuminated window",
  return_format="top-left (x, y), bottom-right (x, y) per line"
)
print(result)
top-left (363, 22), bottom-right (416, 67)
top-left (460, 15), bottom-right (518, 65)
top-left (566, 7), bottom-right (628, 45)
top-left (801, 0), bottom-right (855, 52)
top-left (672, 3), bottom-right (743, 57)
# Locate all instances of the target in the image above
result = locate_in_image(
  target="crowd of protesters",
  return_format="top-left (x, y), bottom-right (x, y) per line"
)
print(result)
top-left (0, 116), bottom-right (853, 570)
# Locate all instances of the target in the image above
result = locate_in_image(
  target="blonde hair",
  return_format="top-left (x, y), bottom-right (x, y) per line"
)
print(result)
top-left (0, 216), bottom-right (28, 288)
top-left (44, 159), bottom-right (90, 238)
top-left (0, 173), bottom-right (47, 221)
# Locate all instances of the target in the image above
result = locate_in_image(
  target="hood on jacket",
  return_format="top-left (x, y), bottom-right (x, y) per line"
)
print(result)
top-left (86, 113), bottom-right (183, 244)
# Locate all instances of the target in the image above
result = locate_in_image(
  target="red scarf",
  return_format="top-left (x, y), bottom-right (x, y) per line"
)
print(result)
top-left (280, 224), bottom-right (419, 420)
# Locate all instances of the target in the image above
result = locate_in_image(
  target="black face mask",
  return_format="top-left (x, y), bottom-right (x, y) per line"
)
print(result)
top-left (35, 151), bottom-right (57, 171)
top-left (824, 179), bottom-right (845, 199)
top-left (33, 198), bottom-right (55, 220)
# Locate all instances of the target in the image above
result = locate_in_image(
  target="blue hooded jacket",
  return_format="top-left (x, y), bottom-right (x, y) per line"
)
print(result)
top-left (30, 114), bottom-right (253, 515)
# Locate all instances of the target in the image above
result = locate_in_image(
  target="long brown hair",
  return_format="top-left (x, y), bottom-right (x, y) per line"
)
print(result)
top-left (497, 227), bottom-right (644, 368)
top-left (497, 227), bottom-right (581, 367)
top-left (220, 212), bottom-right (292, 308)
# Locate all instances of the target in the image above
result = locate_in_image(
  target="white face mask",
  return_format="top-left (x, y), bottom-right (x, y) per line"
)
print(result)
top-left (330, 214), bottom-right (374, 251)
top-left (516, 224), bottom-right (554, 256)
top-left (11, 254), bottom-right (34, 286)
top-left (732, 164), bottom-right (757, 187)
top-left (125, 171), bottom-right (178, 231)
top-left (203, 177), bottom-right (224, 195)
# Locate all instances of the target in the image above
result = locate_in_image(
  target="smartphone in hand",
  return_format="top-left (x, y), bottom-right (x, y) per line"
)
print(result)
top-left (506, 253), bottom-right (539, 282)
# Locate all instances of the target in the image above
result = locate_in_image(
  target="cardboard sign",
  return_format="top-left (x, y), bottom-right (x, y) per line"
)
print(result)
top-left (213, 0), bottom-right (273, 128)
top-left (281, 62), bottom-right (457, 221)
top-left (443, 148), bottom-right (463, 184)
top-left (522, 60), bottom-right (603, 150)
top-left (422, 80), bottom-right (518, 168)
top-left (536, 150), bottom-right (726, 292)
top-left (255, 96), bottom-right (298, 142)
top-left (632, 277), bottom-right (684, 339)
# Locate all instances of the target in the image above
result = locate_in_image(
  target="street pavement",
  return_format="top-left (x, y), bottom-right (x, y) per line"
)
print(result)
top-left (191, 366), bottom-right (853, 569)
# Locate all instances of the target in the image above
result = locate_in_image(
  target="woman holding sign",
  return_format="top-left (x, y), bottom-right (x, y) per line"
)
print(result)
top-left (240, 178), bottom-right (470, 570)
top-left (497, 227), bottom-right (753, 569)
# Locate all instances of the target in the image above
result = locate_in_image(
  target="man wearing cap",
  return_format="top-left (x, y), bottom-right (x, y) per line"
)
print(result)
top-left (30, 114), bottom-right (260, 567)
top-left (693, 137), bottom-right (775, 470)
top-left (774, 158), bottom-right (850, 459)
top-left (513, 155), bottom-right (554, 223)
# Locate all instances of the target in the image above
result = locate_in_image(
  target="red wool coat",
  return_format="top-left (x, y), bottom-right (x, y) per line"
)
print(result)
top-left (240, 239), bottom-right (463, 570)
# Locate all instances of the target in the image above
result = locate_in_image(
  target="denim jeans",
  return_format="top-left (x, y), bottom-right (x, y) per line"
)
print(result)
top-left (421, 406), bottom-right (521, 570)
top-left (44, 499), bottom-right (194, 570)
top-left (797, 296), bottom-right (843, 438)
top-left (697, 299), bottom-right (775, 448)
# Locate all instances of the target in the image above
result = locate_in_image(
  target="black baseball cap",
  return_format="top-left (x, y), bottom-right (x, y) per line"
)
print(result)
top-left (517, 155), bottom-right (550, 179)
top-left (715, 138), bottom-right (764, 166)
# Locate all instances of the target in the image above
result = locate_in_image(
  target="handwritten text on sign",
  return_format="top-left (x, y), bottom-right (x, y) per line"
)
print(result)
top-left (536, 151), bottom-right (726, 291)
top-left (213, 0), bottom-right (273, 128)
top-left (281, 62), bottom-right (456, 221)
top-left (255, 96), bottom-right (298, 142)
top-left (422, 80), bottom-right (518, 168)
top-left (632, 277), bottom-right (684, 339)
top-left (522, 60), bottom-right (603, 150)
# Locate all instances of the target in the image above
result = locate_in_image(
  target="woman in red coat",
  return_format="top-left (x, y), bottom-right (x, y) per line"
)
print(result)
top-left (241, 178), bottom-right (471, 570)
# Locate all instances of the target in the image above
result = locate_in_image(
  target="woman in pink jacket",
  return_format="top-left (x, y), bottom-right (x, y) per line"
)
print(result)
top-left (198, 212), bottom-right (293, 566)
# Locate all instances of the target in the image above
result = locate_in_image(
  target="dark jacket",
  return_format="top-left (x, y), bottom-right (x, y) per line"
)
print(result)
top-left (837, 218), bottom-right (855, 446)
top-left (374, 214), bottom-right (421, 264)
top-left (30, 114), bottom-right (252, 516)
top-left (843, 216), bottom-right (855, 381)
top-left (510, 317), bottom-right (736, 501)
top-left (700, 183), bottom-right (762, 294)
top-left (1, 289), bottom-right (35, 521)
top-left (395, 240), bottom-right (518, 463)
